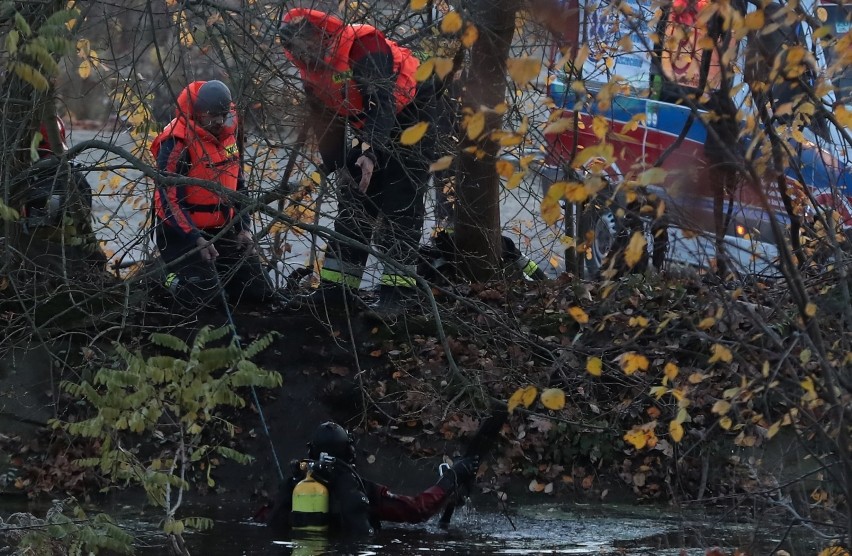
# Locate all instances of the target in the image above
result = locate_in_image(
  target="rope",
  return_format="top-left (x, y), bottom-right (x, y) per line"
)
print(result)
top-left (212, 269), bottom-right (286, 482)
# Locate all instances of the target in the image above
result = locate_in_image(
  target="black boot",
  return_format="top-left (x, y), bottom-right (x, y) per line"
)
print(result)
top-left (364, 285), bottom-right (419, 320)
top-left (285, 282), bottom-right (363, 313)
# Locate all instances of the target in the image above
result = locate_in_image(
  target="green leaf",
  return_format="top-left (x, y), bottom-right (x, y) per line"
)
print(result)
top-left (11, 61), bottom-right (49, 91)
top-left (0, 200), bottom-right (20, 221)
top-left (5, 29), bottom-right (19, 53)
top-left (24, 41), bottom-right (59, 76)
top-left (149, 332), bottom-right (189, 353)
top-left (182, 517), bottom-right (214, 531)
top-left (14, 11), bottom-right (32, 36)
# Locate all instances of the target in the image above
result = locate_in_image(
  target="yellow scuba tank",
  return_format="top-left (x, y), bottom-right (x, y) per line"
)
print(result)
top-left (291, 469), bottom-right (330, 531)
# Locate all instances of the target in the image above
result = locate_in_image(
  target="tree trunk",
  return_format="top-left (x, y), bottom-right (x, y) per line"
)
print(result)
top-left (454, 0), bottom-right (520, 282)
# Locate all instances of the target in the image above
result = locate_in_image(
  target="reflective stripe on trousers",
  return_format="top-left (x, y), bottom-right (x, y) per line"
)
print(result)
top-left (320, 256), bottom-right (363, 288)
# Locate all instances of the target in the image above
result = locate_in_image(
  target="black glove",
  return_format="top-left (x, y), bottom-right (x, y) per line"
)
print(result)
top-left (437, 456), bottom-right (479, 493)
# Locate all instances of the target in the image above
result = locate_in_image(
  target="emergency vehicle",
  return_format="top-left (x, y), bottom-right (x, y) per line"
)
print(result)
top-left (539, 0), bottom-right (852, 276)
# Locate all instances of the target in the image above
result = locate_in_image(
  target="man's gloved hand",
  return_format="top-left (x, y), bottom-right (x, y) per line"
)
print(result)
top-left (450, 456), bottom-right (480, 483)
top-left (196, 236), bottom-right (219, 262)
top-left (235, 229), bottom-right (255, 255)
top-left (437, 455), bottom-right (479, 493)
top-left (354, 154), bottom-right (374, 193)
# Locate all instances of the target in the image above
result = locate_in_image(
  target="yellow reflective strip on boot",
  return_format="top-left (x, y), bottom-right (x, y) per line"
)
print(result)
top-left (319, 268), bottom-right (361, 288)
top-left (380, 274), bottom-right (416, 288)
top-left (522, 259), bottom-right (540, 278)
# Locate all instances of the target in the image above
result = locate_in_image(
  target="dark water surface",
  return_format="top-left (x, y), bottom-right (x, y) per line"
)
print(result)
top-left (2, 495), bottom-right (818, 555)
top-left (121, 502), bottom-right (812, 556)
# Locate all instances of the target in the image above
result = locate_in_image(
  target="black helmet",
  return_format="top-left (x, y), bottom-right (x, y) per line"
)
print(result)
top-left (308, 421), bottom-right (355, 463)
top-left (194, 80), bottom-right (232, 115)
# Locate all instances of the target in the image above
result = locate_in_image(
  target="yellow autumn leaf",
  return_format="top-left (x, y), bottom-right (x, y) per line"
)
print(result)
top-left (414, 58), bottom-right (435, 82)
top-left (623, 429), bottom-right (648, 450)
top-left (711, 400), bottom-right (731, 415)
top-left (508, 385), bottom-right (538, 414)
top-left (563, 182), bottom-right (589, 203)
top-left (498, 133), bottom-right (523, 147)
top-left (719, 416), bottom-right (733, 430)
top-left (591, 116), bottom-right (608, 140)
top-left (664, 362), bottom-right (679, 381)
top-left (708, 343), bottom-right (733, 364)
top-left (77, 38), bottom-right (90, 57)
top-left (77, 60), bottom-right (92, 79)
top-left (519, 154), bottom-right (537, 169)
top-left (801, 376), bottom-right (817, 401)
top-left (400, 122), bottom-right (429, 146)
top-left (835, 105), bottom-right (852, 129)
top-left (669, 420), bottom-right (684, 442)
top-left (744, 9), bottom-right (764, 30)
top-left (620, 352), bottom-right (649, 375)
top-left (688, 372), bottom-right (706, 384)
top-left (543, 118), bottom-right (576, 135)
top-left (628, 316), bottom-right (649, 328)
top-left (433, 57), bottom-right (454, 80)
top-left (466, 112), bottom-right (485, 140)
top-left (410, 0), bottom-right (427, 9)
top-left (649, 388), bottom-right (668, 402)
top-left (573, 143), bottom-right (614, 169)
top-left (540, 388), bottom-right (566, 410)
top-left (520, 386), bottom-right (537, 407)
top-left (541, 196), bottom-right (561, 226)
top-left (573, 44), bottom-right (590, 69)
top-left (804, 302), bottom-right (817, 317)
top-left (429, 155), bottom-right (454, 172)
top-left (637, 167), bottom-right (668, 186)
top-left (505, 171), bottom-right (525, 190)
top-left (624, 231), bottom-right (646, 268)
top-left (818, 547), bottom-right (850, 556)
top-left (506, 57), bottom-right (541, 85)
top-left (567, 306), bottom-right (589, 324)
top-left (697, 317), bottom-right (716, 330)
top-left (461, 24), bottom-right (479, 48)
top-left (586, 356), bottom-right (602, 377)
top-left (767, 420), bottom-right (781, 439)
top-left (495, 159), bottom-right (514, 178)
top-left (622, 113), bottom-right (646, 133)
top-left (441, 12), bottom-right (463, 33)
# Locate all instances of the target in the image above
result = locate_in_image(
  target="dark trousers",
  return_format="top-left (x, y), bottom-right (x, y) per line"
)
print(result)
top-left (155, 225), bottom-right (275, 309)
top-left (322, 95), bottom-right (437, 288)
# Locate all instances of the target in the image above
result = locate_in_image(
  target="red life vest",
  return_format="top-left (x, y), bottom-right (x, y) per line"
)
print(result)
top-left (151, 81), bottom-right (241, 230)
top-left (281, 9), bottom-right (419, 126)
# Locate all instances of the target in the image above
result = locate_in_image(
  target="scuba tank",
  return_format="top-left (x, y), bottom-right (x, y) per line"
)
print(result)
top-left (291, 466), bottom-right (330, 531)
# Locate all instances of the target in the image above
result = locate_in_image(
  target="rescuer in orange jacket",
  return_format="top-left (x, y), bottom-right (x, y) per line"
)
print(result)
top-left (15, 115), bottom-right (107, 271)
top-left (279, 9), bottom-right (438, 318)
top-left (151, 80), bottom-right (280, 310)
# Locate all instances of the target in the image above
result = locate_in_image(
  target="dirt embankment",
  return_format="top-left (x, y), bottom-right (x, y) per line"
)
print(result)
top-left (2, 269), bottom-right (849, 533)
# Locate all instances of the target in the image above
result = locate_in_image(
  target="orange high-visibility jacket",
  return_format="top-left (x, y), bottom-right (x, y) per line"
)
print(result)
top-left (151, 80), bottom-right (240, 231)
top-left (282, 8), bottom-right (420, 125)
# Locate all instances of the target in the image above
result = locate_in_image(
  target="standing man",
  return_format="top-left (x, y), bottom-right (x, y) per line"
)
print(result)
top-left (279, 9), bottom-right (437, 317)
top-left (151, 79), bottom-right (281, 311)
